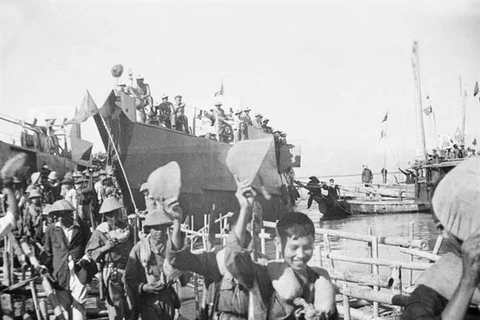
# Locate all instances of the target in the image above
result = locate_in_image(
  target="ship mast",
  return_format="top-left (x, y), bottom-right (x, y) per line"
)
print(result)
top-left (459, 77), bottom-right (467, 144)
top-left (411, 41), bottom-right (428, 160)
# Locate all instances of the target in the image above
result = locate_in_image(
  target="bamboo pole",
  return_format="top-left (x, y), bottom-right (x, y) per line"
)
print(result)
top-left (21, 241), bottom-right (66, 320)
top-left (343, 292), bottom-right (351, 320)
top-left (399, 248), bottom-right (440, 262)
top-left (408, 222), bottom-right (414, 286)
top-left (432, 235), bottom-right (443, 255)
top-left (2, 236), bottom-right (14, 320)
top-left (316, 228), bottom-right (427, 249)
top-left (324, 252), bottom-right (431, 270)
top-left (338, 286), bottom-right (410, 307)
top-left (336, 303), bottom-right (384, 320)
top-left (371, 235), bottom-right (379, 317)
top-left (326, 269), bottom-right (392, 288)
top-left (323, 234), bottom-right (334, 269)
top-left (391, 265), bottom-right (402, 314)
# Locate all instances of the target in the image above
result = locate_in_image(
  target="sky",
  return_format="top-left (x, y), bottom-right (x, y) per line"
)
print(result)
top-left (1, 0), bottom-right (479, 177)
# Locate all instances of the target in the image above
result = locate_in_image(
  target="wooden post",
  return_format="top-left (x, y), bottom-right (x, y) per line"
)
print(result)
top-left (193, 273), bottom-right (199, 317)
top-left (368, 227), bottom-right (373, 274)
top-left (371, 235), bottom-right (379, 317)
top-left (260, 228), bottom-right (266, 254)
top-left (2, 236), bottom-right (13, 320)
top-left (323, 233), bottom-right (334, 268)
top-left (408, 222), bottom-right (414, 286)
top-left (391, 265), bottom-right (402, 314)
top-left (203, 214), bottom-right (208, 250)
top-left (317, 245), bottom-right (323, 267)
top-left (432, 235), bottom-right (443, 255)
top-left (343, 292), bottom-right (351, 320)
top-left (30, 276), bottom-right (43, 320)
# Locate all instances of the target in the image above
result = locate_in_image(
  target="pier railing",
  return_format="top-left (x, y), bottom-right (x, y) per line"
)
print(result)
top-left (1, 214), bottom-right (441, 320)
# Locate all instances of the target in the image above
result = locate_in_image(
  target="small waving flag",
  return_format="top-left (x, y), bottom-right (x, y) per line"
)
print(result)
top-left (214, 83), bottom-right (224, 97)
top-left (474, 81), bottom-right (479, 97)
top-left (423, 105), bottom-right (433, 115)
top-left (382, 112), bottom-right (388, 123)
top-left (473, 138), bottom-right (477, 146)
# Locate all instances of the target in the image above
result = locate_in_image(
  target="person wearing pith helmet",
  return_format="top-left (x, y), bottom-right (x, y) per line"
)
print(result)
top-left (46, 171), bottom-right (61, 204)
top-left (43, 199), bottom-right (91, 320)
top-left (23, 189), bottom-right (43, 240)
top-left (125, 208), bottom-right (187, 320)
top-left (86, 196), bottom-right (135, 320)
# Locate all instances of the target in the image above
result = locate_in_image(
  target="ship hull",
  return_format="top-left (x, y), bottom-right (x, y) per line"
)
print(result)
top-left (95, 91), bottom-right (297, 222)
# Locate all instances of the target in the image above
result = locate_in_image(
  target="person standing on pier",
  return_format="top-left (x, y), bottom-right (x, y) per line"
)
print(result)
top-left (43, 200), bottom-right (91, 320)
top-left (125, 208), bottom-right (185, 320)
top-left (361, 165), bottom-right (373, 185)
top-left (402, 157), bottom-right (480, 320)
top-left (224, 178), bottom-right (338, 320)
top-left (86, 197), bottom-right (135, 320)
top-left (306, 176), bottom-right (322, 209)
top-left (167, 196), bottom-right (260, 320)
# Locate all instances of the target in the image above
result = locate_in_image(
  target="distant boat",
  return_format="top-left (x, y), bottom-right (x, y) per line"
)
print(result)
top-left (93, 90), bottom-right (301, 222)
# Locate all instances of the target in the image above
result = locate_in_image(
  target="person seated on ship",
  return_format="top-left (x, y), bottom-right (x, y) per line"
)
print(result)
top-left (452, 144), bottom-right (461, 158)
top-left (402, 157), bottom-right (480, 320)
top-left (306, 176), bottom-right (322, 209)
top-left (133, 75), bottom-right (153, 123)
top-left (174, 105), bottom-right (190, 134)
top-left (399, 167), bottom-right (416, 184)
top-left (261, 118), bottom-right (273, 134)
top-left (459, 144), bottom-right (468, 158)
top-left (155, 94), bottom-right (175, 129)
top-left (242, 107), bottom-right (253, 126)
top-left (253, 113), bottom-right (263, 128)
top-left (233, 109), bottom-right (246, 142)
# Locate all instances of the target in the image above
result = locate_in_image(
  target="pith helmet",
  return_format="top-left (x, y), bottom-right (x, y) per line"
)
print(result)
top-left (99, 197), bottom-right (123, 214)
top-left (30, 172), bottom-right (41, 184)
top-left (48, 171), bottom-right (59, 180)
top-left (61, 178), bottom-right (73, 185)
top-left (143, 209), bottom-right (173, 228)
top-left (28, 190), bottom-right (42, 199)
top-left (432, 157), bottom-right (480, 241)
top-left (140, 182), bottom-right (149, 193)
top-left (49, 200), bottom-right (75, 214)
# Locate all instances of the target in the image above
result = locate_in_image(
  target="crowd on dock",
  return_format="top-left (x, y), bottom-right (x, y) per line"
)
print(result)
top-left (0, 153), bottom-right (479, 320)
top-left (115, 75), bottom-right (287, 144)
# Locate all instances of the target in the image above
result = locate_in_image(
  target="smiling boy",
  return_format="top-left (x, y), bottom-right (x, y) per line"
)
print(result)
top-left (224, 179), bottom-right (338, 320)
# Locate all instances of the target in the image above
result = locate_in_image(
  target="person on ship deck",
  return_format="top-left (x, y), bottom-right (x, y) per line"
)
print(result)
top-left (134, 75), bottom-right (153, 123)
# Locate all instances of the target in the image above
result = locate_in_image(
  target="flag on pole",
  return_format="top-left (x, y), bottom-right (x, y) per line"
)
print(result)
top-left (381, 112), bottom-right (388, 123)
top-left (454, 127), bottom-right (464, 143)
top-left (423, 105), bottom-right (433, 115)
top-left (214, 83), bottom-right (224, 97)
top-left (473, 138), bottom-right (477, 146)
top-left (474, 81), bottom-right (479, 97)
top-left (65, 90), bottom-right (99, 124)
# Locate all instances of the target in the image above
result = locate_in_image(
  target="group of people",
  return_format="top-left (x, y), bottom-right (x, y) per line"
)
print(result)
top-left (428, 143), bottom-right (478, 163)
top-left (116, 77), bottom-right (190, 134)
top-left (1, 152), bottom-right (479, 320)
top-left (115, 76), bottom-right (288, 145)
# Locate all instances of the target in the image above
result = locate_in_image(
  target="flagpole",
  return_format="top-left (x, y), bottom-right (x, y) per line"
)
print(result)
top-left (432, 111), bottom-right (440, 149)
top-left (98, 113), bottom-right (139, 242)
top-left (412, 41), bottom-right (428, 159)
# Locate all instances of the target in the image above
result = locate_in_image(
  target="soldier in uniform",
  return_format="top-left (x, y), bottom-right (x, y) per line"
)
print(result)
top-left (156, 95), bottom-right (176, 129)
top-left (125, 209), bottom-right (186, 320)
top-left (86, 197), bottom-right (135, 320)
top-left (134, 75), bottom-right (153, 123)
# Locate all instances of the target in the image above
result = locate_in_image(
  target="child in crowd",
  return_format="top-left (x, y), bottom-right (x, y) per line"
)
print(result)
top-left (224, 177), bottom-right (338, 320)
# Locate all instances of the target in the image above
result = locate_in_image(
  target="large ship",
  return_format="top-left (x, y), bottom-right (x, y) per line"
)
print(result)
top-left (93, 88), bottom-right (301, 221)
top-left (0, 115), bottom-right (93, 177)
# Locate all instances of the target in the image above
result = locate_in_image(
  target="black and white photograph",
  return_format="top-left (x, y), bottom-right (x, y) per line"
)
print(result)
top-left (0, 1), bottom-right (479, 319)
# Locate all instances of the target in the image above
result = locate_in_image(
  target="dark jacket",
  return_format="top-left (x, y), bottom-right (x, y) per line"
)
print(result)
top-left (43, 220), bottom-right (91, 289)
